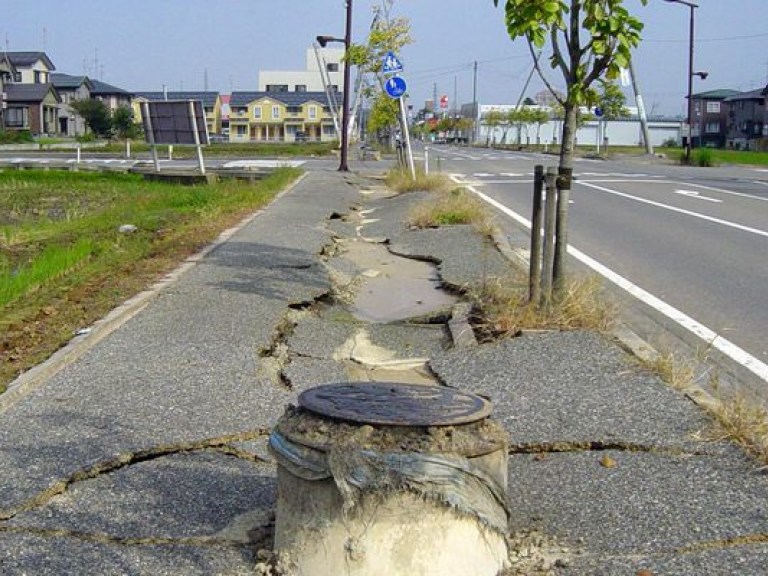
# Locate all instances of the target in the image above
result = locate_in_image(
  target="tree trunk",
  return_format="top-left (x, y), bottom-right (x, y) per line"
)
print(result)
top-left (553, 102), bottom-right (578, 294)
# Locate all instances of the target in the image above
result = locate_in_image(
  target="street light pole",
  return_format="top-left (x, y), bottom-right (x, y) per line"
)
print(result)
top-left (665, 0), bottom-right (698, 164)
top-left (317, 0), bottom-right (353, 172)
top-left (339, 0), bottom-right (353, 172)
top-left (685, 1), bottom-right (695, 164)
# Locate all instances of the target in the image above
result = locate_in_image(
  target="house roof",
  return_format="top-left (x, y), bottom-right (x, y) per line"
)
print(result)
top-left (229, 91), bottom-right (331, 107)
top-left (0, 53), bottom-right (17, 74)
top-left (134, 91), bottom-right (219, 106)
top-left (724, 88), bottom-right (767, 102)
top-left (691, 89), bottom-right (741, 100)
top-left (90, 79), bottom-right (131, 96)
top-left (51, 73), bottom-right (94, 91)
top-left (6, 51), bottom-right (56, 70)
top-left (5, 83), bottom-right (60, 103)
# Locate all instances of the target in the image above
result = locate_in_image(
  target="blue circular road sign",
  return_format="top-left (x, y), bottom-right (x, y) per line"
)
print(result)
top-left (384, 76), bottom-right (407, 99)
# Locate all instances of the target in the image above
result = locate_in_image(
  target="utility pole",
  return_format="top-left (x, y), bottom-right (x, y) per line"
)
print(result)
top-left (472, 61), bottom-right (478, 146)
top-left (628, 59), bottom-right (653, 155)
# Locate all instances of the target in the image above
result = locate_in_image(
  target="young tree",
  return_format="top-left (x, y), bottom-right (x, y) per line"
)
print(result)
top-left (70, 99), bottom-right (112, 137)
top-left (111, 106), bottom-right (140, 140)
top-left (348, 1), bottom-right (412, 147)
top-left (481, 110), bottom-right (506, 146)
top-left (492, 0), bottom-right (646, 290)
top-left (595, 81), bottom-right (629, 151)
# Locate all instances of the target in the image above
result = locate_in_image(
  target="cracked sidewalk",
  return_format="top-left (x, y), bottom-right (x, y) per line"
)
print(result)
top-left (1, 169), bottom-right (768, 575)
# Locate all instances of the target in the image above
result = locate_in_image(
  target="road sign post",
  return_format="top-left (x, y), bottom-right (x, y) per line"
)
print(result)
top-left (382, 52), bottom-right (415, 179)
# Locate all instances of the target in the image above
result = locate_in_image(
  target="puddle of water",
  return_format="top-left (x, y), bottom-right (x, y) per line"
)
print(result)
top-left (338, 241), bottom-right (456, 324)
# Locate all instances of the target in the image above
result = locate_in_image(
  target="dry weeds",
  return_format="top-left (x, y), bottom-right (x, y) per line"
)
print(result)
top-left (472, 274), bottom-right (615, 338)
top-left (408, 187), bottom-right (490, 229)
top-left (384, 168), bottom-right (454, 194)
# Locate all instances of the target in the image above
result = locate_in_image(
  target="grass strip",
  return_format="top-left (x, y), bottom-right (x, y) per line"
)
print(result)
top-left (0, 168), bottom-right (301, 392)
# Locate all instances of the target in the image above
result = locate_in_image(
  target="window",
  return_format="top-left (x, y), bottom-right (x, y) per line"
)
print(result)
top-left (706, 101), bottom-right (720, 114)
top-left (13, 71), bottom-right (21, 82)
top-left (253, 106), bottom-right (262, 119)
top-left (6, 106), bottom-right (28, 128)
top-left (286, 106), bottom-right (301, 114)
top-left (266, 84), bottom-right (288, 92)
top-left (326, 63), bottom-right (339, 72)
top-left (286, 125), bottom-right (298, 135)
top-left (323, 125), bottom-right (336, 136)
top-left (705, 122), bottom-right (720, 133)
top-left (236, 125), bottom-right (246, 136)
top-left (295, 85), bottom-right (307, 92)
top-left (308, 106), bottom-right (317, 120)
top-left (272, 105), bottom-right (280, 119)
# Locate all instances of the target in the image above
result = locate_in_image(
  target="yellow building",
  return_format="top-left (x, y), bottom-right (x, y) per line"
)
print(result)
top-left (229, 91), bottom-right (338, 142)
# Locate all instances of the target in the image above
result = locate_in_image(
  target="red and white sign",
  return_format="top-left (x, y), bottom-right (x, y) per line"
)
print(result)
top-left (439, 95), bottom-right (448, 109)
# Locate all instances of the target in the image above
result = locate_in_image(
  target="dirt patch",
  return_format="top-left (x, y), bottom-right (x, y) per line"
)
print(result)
top-left (275, 405), bottom-right (506, 458)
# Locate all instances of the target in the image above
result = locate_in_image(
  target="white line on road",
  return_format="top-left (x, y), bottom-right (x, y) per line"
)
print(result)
top-left (579, 181), bottom-right (768, 239)
top-left (673, 189), bottom-right (723, 203)
top-left (450, 176), bottom-right (768, 385)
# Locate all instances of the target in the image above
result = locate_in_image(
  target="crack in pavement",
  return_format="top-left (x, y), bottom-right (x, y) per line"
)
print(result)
top-left (0, 523), bottom-right (264, 550)
top-left (0, 428), bottom-right (270, 522)
top-left (507, 440), bottom-right (712, 457)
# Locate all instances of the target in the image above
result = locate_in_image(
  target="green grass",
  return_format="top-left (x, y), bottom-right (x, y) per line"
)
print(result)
top-left (95, 140), bottom-right (337, 157)
top-left (0, 168), bottom-right (301, 391)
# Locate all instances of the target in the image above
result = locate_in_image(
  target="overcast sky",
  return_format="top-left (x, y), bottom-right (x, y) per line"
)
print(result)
top-left (3, 0), bottom-right (766, 117)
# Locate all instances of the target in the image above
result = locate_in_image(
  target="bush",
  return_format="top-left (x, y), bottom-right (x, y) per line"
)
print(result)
top-left (76, 133), bottom-right (97, 143)
top-left (0, 130), bottom-right (34, 144)
top-left (662, 137), bottom-right (678, 148)
top-left (695, 147), bottom-right (714, 167)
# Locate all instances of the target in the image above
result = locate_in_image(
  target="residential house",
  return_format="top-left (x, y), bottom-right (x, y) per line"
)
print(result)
top-left (229, 91), bottom-right (337, 143)
top-left (1, 51), bottom-right (60, 135)
top-left (91, 79), bottom-right (132, 111)
top-left (132, 91), bottom-right (221, 135)
top-left (724, 86), bottom-right (767, 151)
top-left (690, 89), bottom-right (740, 148)
top-left (50, 73), bottom-right (94, 136)
top-left (0, 54), bottom-right (15, 129)
top-left (258, 47), bottom-right (345, 94)
top-left (4, 83), bottom-right (60, 135)
top-left (5, 51), bottom-right (55, 84)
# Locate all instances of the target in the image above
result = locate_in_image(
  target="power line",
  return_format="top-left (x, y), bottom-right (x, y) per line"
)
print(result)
top-left (645, 31), bottom-right (768, 43)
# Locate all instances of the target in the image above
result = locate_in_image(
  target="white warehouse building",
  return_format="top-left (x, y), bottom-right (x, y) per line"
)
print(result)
top-left (468, 103), bottom-right (683, 148)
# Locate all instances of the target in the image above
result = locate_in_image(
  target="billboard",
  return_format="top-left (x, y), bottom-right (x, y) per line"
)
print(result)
top-left (141, 100), bottom-right (209, 146)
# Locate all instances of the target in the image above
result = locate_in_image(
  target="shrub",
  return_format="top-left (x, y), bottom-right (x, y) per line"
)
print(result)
top-left (695, 147), bottom-right (714, 167)
top-left (0, 130), bottom-right (34, 144)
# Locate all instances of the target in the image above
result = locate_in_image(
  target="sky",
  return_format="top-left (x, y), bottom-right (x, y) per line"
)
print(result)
top-left (2, 0), bottom-right (767, 118)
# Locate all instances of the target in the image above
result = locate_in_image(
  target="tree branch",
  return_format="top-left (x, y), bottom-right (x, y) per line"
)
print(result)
top-left (527, 38), bottom-right (565, 107)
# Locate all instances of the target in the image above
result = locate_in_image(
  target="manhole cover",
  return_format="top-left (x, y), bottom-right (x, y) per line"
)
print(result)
top-left (298, 382), bottom-right (492, 426)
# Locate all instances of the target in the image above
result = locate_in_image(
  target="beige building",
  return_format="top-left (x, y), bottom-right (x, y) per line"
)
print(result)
top-left (258, 47), bottom-right (344, 94)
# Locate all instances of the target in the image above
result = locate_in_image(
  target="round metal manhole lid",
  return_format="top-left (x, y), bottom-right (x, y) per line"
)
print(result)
top-left (298, 382), bottom-right (492, 426)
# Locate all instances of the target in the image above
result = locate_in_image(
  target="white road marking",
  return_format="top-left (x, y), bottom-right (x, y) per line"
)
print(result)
top-left (673, 189), bottom-right (723, 203)
top-left (579, 181), bottom-right (768, 239)
top-left (450, 175), bottom-right (768, 385)
top-left (222, 160), bottom-right (304, 168)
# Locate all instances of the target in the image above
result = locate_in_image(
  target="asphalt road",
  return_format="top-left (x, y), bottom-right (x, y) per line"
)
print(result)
top-left (424, 144), bottom-right (768, 396)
